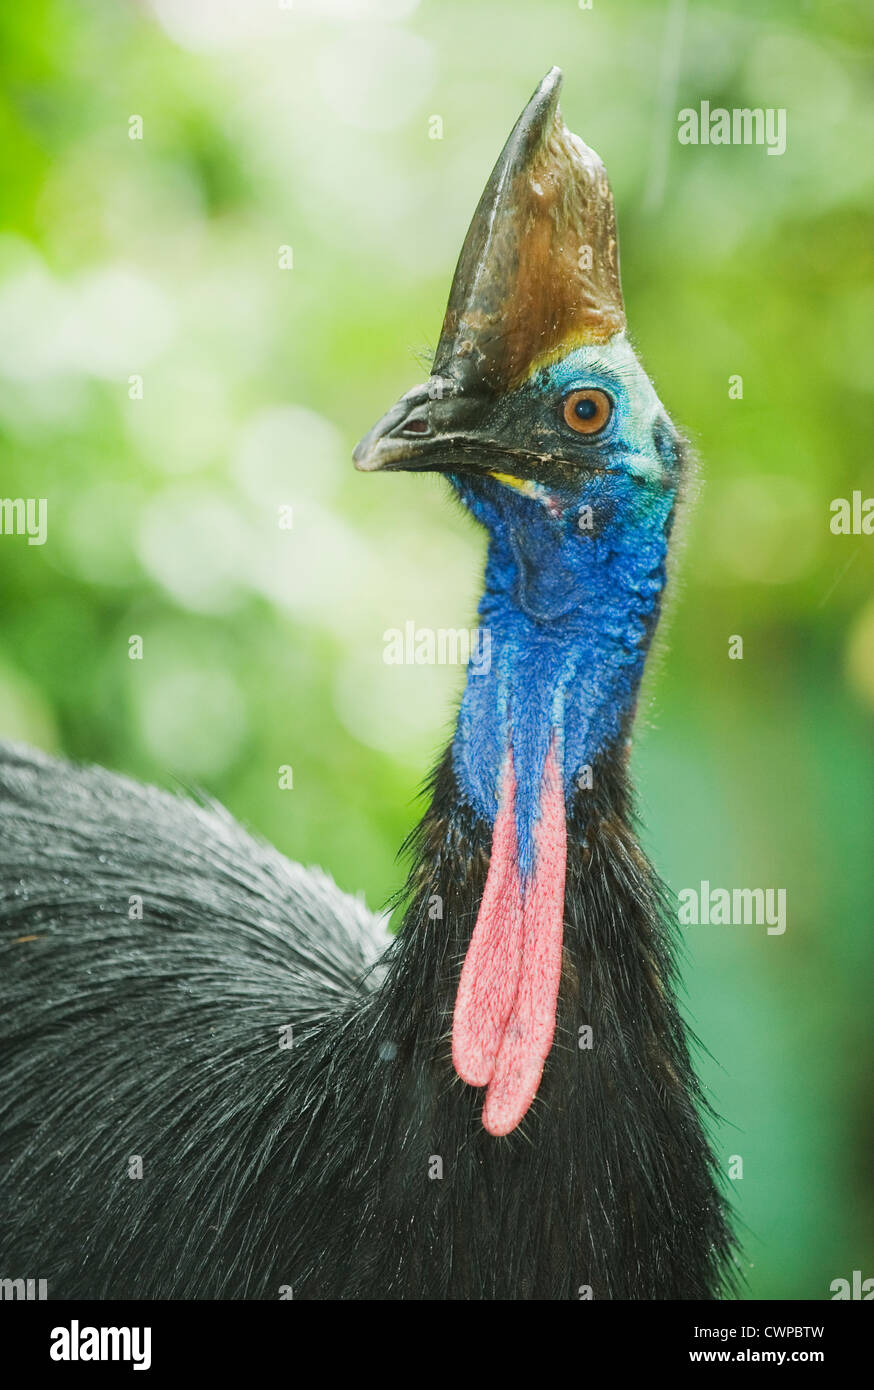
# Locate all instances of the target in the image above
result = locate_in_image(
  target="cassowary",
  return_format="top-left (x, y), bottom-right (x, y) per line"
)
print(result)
top-left (0, 69), bottom-right (734, 1300)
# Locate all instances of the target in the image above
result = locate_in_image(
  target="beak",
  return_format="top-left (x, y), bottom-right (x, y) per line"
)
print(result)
top-left (352, 378), bottom-right (486, 474)
top-left (354, 65), bottom-right (626, 477)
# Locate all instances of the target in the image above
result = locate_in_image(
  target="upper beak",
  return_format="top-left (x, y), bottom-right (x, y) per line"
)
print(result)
top-left (352, 384), bottom-right (434, 474)
top-left (352, 378), bottom-right (486, 475)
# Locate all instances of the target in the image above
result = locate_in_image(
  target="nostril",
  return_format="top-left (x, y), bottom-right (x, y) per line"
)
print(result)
top-left (402, 418), bottom-right (430, 435)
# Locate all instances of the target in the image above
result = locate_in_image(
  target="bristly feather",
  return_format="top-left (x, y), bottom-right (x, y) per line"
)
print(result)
top-left (0, 738), bottom-right (737, 1298)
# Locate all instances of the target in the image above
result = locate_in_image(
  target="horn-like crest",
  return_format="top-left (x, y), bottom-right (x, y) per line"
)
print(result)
top-left (433, 67), bottom-right (625, 394)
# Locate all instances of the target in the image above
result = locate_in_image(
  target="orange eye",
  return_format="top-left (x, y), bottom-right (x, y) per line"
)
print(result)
top-left (562, 388), bottom-right (612, 436)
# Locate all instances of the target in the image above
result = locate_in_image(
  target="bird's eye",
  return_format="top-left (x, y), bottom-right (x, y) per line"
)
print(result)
top-left (561, 388), bottom-right (613, 436)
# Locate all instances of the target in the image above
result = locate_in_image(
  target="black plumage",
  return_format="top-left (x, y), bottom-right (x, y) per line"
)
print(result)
top-left (0, 741), bottom-right (733, 1298)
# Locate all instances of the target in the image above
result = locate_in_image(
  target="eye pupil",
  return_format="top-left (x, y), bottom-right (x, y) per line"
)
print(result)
top-left (574, 398), bottom-right (598, 420)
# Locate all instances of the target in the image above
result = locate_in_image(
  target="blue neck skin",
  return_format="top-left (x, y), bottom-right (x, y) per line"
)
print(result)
top-left (447, 343), bottom-right (679, 880)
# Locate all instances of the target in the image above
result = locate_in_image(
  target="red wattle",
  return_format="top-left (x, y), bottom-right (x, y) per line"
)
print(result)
top-left (451, 756), bottom-right (524, 1087)
top-left (452, 739), bottom-right (567, 1136)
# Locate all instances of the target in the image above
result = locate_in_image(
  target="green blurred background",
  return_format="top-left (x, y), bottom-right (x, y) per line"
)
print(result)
top-left (0, 0), bottom-right (871, 1299)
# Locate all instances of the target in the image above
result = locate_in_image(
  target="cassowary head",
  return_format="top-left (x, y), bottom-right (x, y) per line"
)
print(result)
top-left (354, 66), bottom-right (685, 600)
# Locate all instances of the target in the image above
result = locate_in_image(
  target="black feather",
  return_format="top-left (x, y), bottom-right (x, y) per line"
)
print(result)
top-left (0, 738), bottom-right (736, 1298)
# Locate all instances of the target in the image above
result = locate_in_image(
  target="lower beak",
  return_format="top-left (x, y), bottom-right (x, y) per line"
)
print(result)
top-left (352, 424), bottom-right (438, 474)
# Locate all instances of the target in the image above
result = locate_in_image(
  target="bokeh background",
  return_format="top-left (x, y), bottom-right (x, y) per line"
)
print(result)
top-left (0, 0), bottom-right (871, 1299)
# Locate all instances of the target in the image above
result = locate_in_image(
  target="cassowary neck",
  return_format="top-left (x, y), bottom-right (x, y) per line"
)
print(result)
top-left (363, 488), bottom-right (733, 1297)
top-left (452, 483), bottom-right (672, 865)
